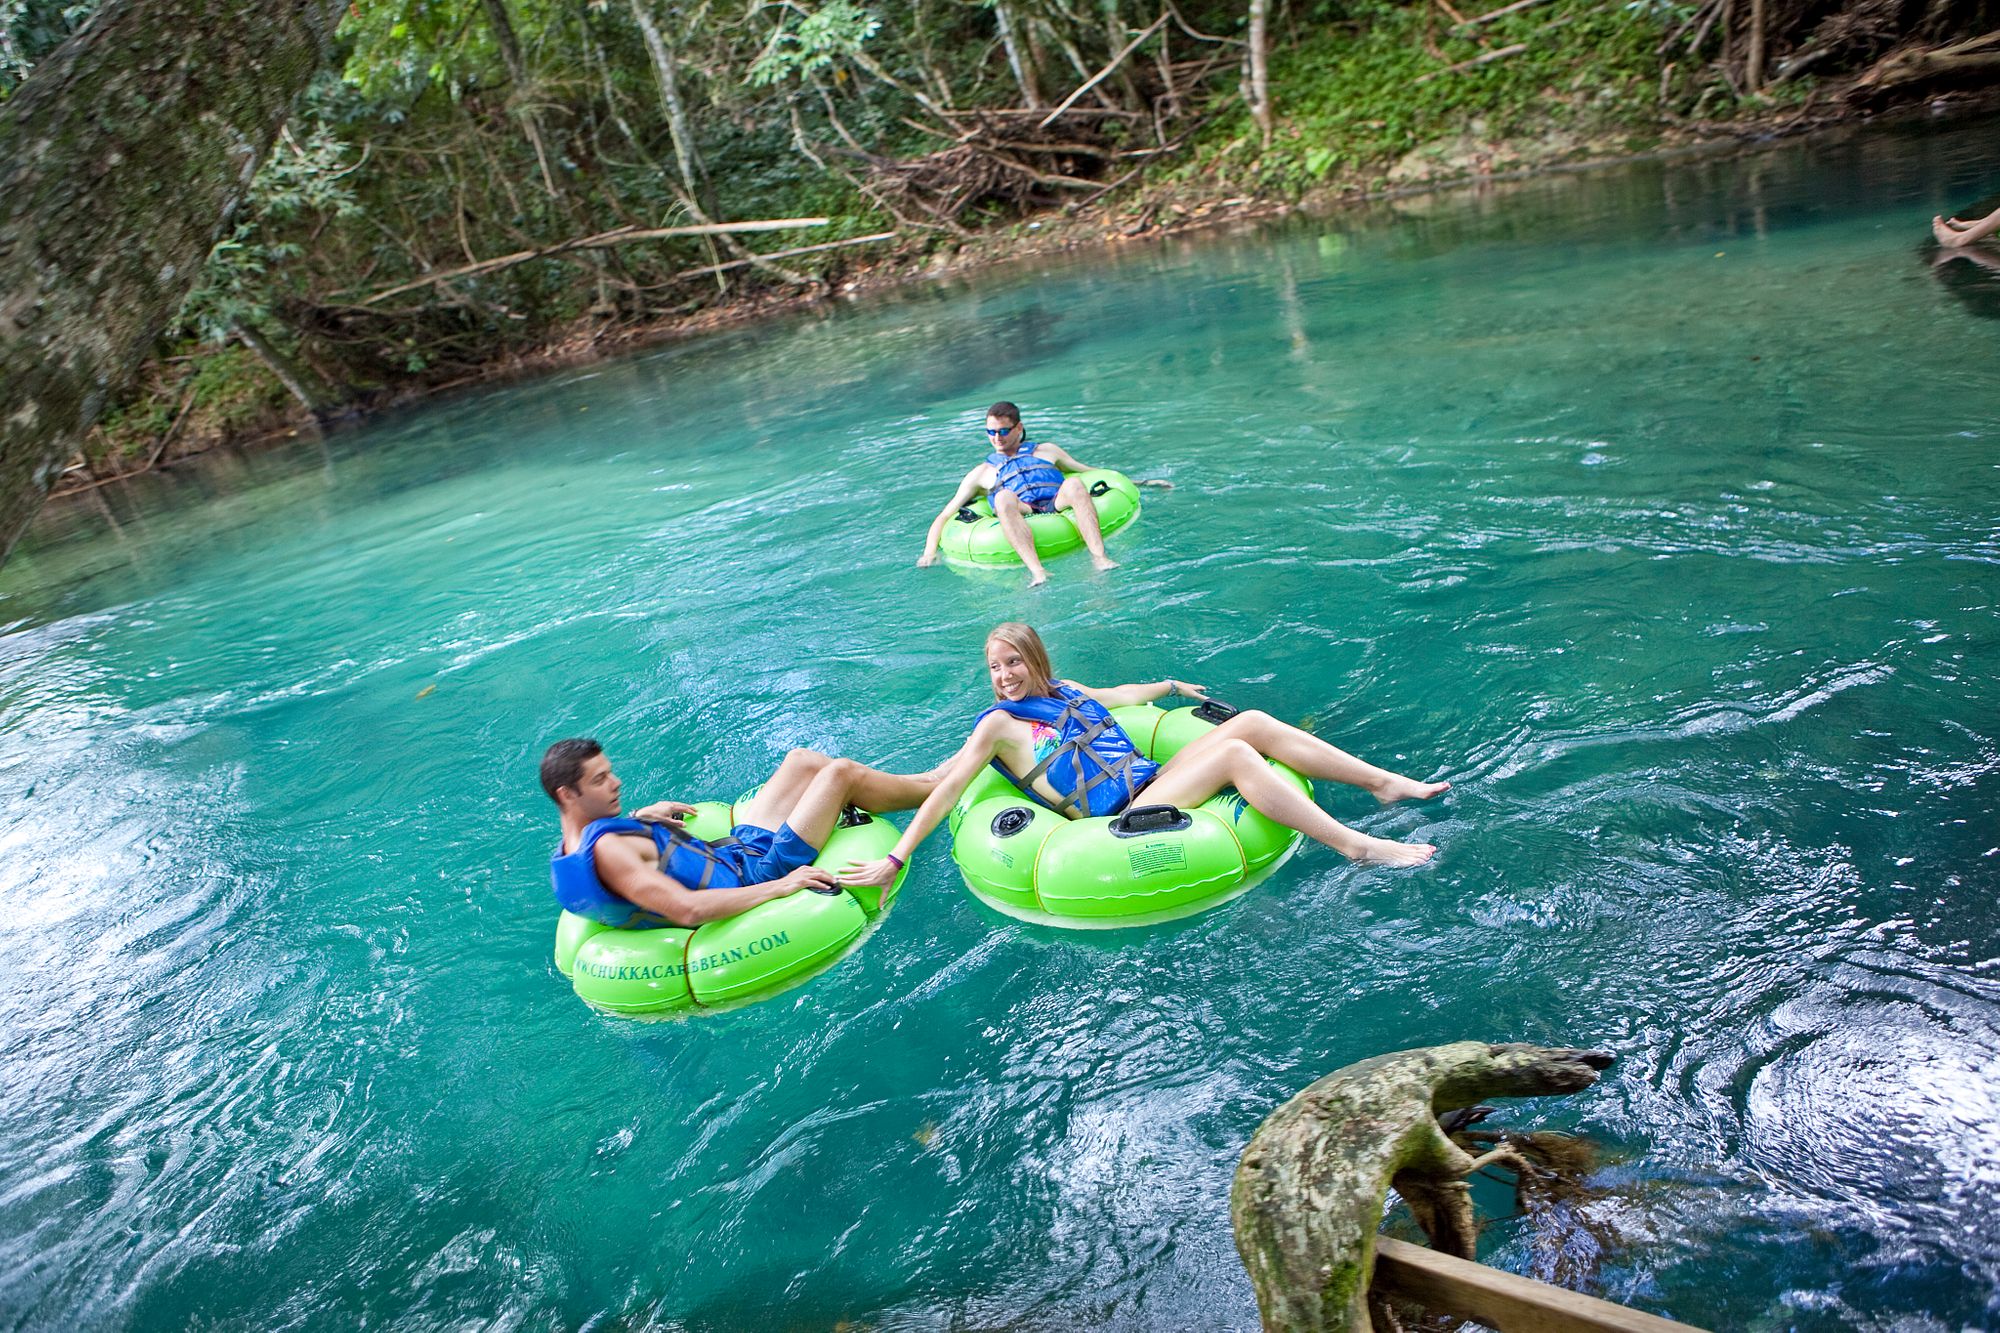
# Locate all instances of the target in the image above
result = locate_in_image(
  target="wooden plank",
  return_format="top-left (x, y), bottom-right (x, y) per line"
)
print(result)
top-left (1371, 1237), bottom-right (1705, 1333)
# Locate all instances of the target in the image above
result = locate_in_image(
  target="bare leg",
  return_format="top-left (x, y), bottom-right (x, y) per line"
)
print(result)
top-left (1160, 710), bottom-right (1449, 802)
top-left (1056, 475), bottom-right (1116, 571)
top-left (1142, 738), bottom-right (1436, 865)
top-left (781, 758), bottom-right (945, 847)
top-left (992, 489), bottom-right (1049, 586)
top-left (735, 750), bottom-right (940, 839)
top-left (1934, 206), bottom-right (2000, 248)
top-left (732, 748), bottom-right (836, 828)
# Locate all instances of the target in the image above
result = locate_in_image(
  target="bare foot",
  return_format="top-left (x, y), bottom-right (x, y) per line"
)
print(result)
top-left (1350, 835), bottom-right (1437, 867)
top-left (1027, 568), bottom-right (1049, 587)
top-left (1091, 554), bottom-right (1119, 571)
top-left (1371, 775), bottom-right (1451, 803)
top-left (1934, 216), bottom-right (1971, 248)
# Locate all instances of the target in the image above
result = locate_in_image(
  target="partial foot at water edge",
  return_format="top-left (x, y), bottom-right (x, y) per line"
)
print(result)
top-left (1373, 776), bottom-right (1451, 804)
top-left (1352, 837), bottom-right (1438, 867)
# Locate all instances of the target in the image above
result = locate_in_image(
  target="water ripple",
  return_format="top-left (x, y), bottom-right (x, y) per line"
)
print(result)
top-left (3, 119), bottom-right (1999, 1332)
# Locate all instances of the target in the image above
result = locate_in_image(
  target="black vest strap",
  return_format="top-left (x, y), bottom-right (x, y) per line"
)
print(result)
top-left (646, 820), bottom-right (741, 892)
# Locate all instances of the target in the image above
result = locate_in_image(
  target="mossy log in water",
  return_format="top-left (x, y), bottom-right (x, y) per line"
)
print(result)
top-left (1231, 1041), bottom-right (1613, 1333)
top-left (0, 0), bottom-right (346, 565)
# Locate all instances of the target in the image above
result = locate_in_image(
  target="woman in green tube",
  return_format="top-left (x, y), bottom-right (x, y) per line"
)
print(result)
top-left (839, 622), bottom-right (1449, 889)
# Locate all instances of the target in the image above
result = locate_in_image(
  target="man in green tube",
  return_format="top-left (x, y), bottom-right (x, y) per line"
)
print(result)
top-left (916, 401), bottom-right (1142, 587)
top-left (543, 739), bottom-right (938, 928)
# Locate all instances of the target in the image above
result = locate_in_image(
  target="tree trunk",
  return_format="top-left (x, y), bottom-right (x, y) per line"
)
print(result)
top-left (1103, 0), bottom-right (1142, 106)
top-left (1247, 0), bottom-right (1274, 148)
top-left (1231, 1041), bottom-right (1612, 1333)
top-left (1745, 0), bottom-right (1765, 92)
top-left (482, 0), bottom-right (563, 200)
top-left (630, 0), bottom-right (717, 218)
top-left (233, 319), bottom-right (336, 417)
top-left (994, 0), bottom-right (1046, 107)
top-left (0, 0), bottom-right (347, 565)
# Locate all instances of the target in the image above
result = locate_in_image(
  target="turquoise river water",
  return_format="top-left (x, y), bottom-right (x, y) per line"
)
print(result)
top-left (2, 117), bottom-right (1997, 1331)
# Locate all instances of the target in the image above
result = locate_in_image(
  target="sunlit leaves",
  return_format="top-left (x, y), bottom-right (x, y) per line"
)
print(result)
top-left (746, 0), bottom-right (881, 86)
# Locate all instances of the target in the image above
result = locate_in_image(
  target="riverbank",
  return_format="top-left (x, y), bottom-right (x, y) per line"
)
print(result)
top-left (51, 81), bottom-right (1999, 503)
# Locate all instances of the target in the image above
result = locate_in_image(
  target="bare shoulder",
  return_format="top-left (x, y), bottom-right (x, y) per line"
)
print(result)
top-left (973, 708), bottom-right (1017, 734)
top-left (965, 710), bottom-right (1021, 753)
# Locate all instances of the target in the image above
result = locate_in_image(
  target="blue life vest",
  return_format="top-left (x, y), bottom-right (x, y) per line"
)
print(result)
top-left (987, 441), bottom-right (1065, 509)
top-left (978, 683), bottom-right (1159, 818)
top-left (549, 817), bottom-right (748, 929)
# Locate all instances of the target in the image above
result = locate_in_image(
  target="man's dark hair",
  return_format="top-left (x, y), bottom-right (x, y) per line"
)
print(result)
top-left (540, 737), bottom-right (602, 802)
top-left (986, 401), bottom-right (1021, 426)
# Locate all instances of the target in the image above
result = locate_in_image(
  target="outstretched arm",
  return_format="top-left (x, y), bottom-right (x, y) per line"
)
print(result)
top-left (839, 715), bottom-right (1010, 886)
top-left (596, 838), bottom-right (831, 927)
top-left (920, 468), bottom-right (987, 566)
top-left (1066, 677), bottom-right (1209, 709)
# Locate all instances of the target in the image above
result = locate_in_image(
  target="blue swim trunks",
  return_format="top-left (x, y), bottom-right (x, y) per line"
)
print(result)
top-left (723, 821), bottom-right (821, 885)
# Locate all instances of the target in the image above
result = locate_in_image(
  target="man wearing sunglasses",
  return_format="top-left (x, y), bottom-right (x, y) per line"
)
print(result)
top-left (917, 401), bottom-right (1120, 586)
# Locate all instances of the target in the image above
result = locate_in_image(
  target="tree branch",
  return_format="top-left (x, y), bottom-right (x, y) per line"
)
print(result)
top-left (354, 219), bottom-right (832, 304)
top-left (1040, 11), bottom-right (1170, 127)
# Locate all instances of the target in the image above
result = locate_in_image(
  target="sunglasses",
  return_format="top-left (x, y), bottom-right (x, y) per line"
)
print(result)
top-left (985, 424), bottom-right (1019, 436)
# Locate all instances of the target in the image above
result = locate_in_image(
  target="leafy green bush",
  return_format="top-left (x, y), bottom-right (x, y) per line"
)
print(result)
top-left (1194, 0), bottom-right (1669, 193)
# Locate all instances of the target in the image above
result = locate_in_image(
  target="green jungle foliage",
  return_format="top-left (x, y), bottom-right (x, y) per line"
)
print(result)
top-left (1219, 0), bottom-right (1670, 191)
top-left (6, 0), bottom-right (1983, 475)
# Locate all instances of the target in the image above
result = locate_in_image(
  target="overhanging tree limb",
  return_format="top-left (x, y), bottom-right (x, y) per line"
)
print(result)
top-left (675, 231), bottom-right (896, 280)
top-left (0, 0), bottom-right (349, 565)
top-left (351, 219), bottom-right (833, 304)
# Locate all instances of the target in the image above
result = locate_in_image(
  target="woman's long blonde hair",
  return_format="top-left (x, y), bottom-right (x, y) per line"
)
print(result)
top-left (986, 622), bottom-right (1057, 699)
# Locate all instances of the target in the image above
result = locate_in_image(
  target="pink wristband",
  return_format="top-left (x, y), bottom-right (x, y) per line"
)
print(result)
top-left (887, 853), bottom-right (906, 870)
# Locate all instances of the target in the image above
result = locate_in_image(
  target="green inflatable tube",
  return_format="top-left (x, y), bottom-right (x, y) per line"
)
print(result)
top-left (552, 798), bottom-right (907, 1015)
top-left (948, 702), bottom-right (1310, 928)
top-left (939, 468), bottom-right (1140, 567)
